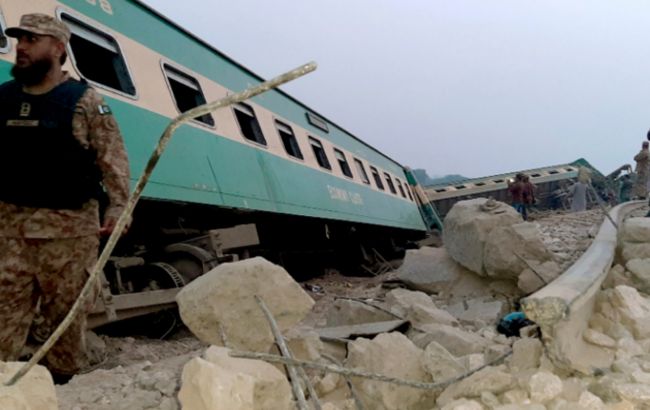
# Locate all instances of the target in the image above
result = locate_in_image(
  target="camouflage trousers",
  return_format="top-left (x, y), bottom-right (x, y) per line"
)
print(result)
top-left (0, 235), bottom-right (99, 374)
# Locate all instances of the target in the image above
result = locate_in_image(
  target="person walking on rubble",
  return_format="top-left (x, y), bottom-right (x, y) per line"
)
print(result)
top-left (522, 174), bottom-right (536, 219)
top-left (507, 173), bottom-right (527, 220)
top-left (0, 14), bottom-right (130, 379)
top-left (634, 141), bottom-right (650, 200)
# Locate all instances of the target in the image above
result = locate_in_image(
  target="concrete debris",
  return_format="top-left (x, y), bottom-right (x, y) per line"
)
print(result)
top-left (597, 285), bottom-right (650, 339)
top-left (422, 341), bottom-right (466, 381)
top-left (436, 365), bottom-right (516, 406)
top-left (443, 198), bottom-right (522, 276)
top-left (509, 337), bottom-right (542, 371)
top-left (324, 298), bottom-right (394, 327)
top-left (385, 288), bottom-right (459, 327)
top-left (176, 256), bottom-right (314, 352)
top-left (178, 346), bottom-right (292, 410)
top-left (408, 323), bottom-right (491, 356)
top-left (345, 332), bottom-right (436, 410)
top-left (397, 246), bottom-right (472, 294)
top-left (314, 319), bottom-right (407, 339)
top-left (448, 297), bottom-right (508, 326)
top-left (0, 362), bottom-right (58, 410)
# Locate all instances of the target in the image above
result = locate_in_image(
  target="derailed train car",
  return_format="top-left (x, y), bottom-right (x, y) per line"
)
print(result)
top-left (0, 0), bottom-right (439, 327)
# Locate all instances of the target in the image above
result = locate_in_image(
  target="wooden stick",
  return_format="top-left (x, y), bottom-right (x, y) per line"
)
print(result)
top-left (4, 62), bottom-right (317, 387)
top-left (255, 296), bottom-right (310, 410)
top-left (230, 349), bottom-right (512, 390)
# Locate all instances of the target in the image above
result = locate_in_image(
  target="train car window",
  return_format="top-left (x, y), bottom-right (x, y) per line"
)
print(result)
top-left (163, 64), bottom-right (214, 126)
top-left (406, 185), bottom-right (414, 201)
top-left (370, 167), bottom-right (384, 190)
top-left (396, 179), bottom-right (407, 198)
top-left (234, 102), bottom-right (266, 145)
top-left (309, 137), bottom-right (331, 170)
top-left (354, 158), bottom-right (370, 185)
top-left (334, 149), bottom-right (353, 178)
top-left (275, 120), bottom-right (303, 159)
top-left (384, 173), bottom-right (397, 194)
top-left (306, 112), bottom-right (329, 133)
top-left (61, 13), bottom-right (136, 96)
top-left (0, 9), bottom-right (9, 53)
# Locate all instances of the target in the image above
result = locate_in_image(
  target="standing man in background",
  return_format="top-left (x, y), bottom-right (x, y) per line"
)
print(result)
top-left (633, 141), bottom-right (649, 200)
top-left (0, 14), bottom-right (130, 379)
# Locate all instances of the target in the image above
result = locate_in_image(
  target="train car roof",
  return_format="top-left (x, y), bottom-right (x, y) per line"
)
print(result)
top-left (133, 0), bottom-right (406, 169)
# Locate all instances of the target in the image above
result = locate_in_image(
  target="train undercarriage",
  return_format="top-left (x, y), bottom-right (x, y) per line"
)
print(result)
top-left (89, 199), bottom-right (424, 330)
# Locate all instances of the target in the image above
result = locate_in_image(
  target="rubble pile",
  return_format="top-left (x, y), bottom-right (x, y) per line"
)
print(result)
top-left (47, 201), bottom-right (650, 409)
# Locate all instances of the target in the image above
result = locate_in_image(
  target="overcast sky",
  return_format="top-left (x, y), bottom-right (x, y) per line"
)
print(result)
top-left (143, 0), bottom-right (650, 178)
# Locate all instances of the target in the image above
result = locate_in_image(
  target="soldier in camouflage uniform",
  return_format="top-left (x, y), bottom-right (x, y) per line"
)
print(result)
top-left (0, 14), bottom-right (130, 376)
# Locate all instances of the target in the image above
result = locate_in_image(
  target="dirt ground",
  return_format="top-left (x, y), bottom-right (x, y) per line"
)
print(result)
top-left (55, 207), bottom-right (613, 410)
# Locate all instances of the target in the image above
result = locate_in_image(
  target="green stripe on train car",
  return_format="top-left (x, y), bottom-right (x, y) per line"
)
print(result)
top-left (57, 0), bottom-right (406, 176)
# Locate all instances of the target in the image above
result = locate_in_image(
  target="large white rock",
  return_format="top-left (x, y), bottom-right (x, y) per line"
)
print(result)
top-left (176, 257), bottom-right (314, 352)
top-left (597, 286), bottom-right (650, 339)
top-left (385, 288), bottom-right (458, 327)
top-left (0, 362), bottom-right (58, 410)
top-left (624, 259), bottom-right (650, 294)
top-left (397, 247), bottom-right (467, 294)
top-left (345, 332), bottom-right (435, 410)
top-left (409, 323), bottom-right (490, 356)
top-left (178, 346), bottom-right (292, 410)
top-left (443, 198), bottom-right (522, 275)
top-left (620, 217), bottom-right (650, 243)
top-left (422, 341), bottom-right (466, 381)
top-left (436, 365), bottom-right (516, 405)
top-left (619, 242), bottom-right (650, 264)
top-left (483, 222), bottom-right (557, 281)
top-left (509, 337), bottom-right (542, 371)
top-left (528, 371), bottom-right (563, 403)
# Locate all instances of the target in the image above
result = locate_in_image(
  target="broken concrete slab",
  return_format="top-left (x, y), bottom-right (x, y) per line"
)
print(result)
top-left (314, 320), bottom-right (408, 340)
top-left (436, 365), bottom-right (516, 406)
top-left (0, 362), bottom-right (58, 410)
top-left (178, 345), bottom-right (292, 410)
top-left (408, 323), bottom-right (490, 356)
top-left (384, 288), bottom-right (458, 327)
top-left (345, 332), bottom-right (435, 410)
top-left (176, 257), bottom-right (314, 352)
top-left (450, 297), bottom-right (508, 326)
top-left (324, 298), bottom-right (394, 327)
top-left (443, 198), bottom-right (523, 275)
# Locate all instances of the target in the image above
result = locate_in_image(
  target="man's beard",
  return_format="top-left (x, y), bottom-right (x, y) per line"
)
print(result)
top-left (11, 57), bottom-right (53, 86)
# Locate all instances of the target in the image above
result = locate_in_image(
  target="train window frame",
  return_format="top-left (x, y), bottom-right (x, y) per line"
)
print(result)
top-left (354, 158), bottom-right (370, 185)
top-left (233, 102), bottom-right (267, 146)
top-left (0, 8), bottom-right (10, 54)
top-left (275, 120), bottom-right (303, 160)
top-left (308, 136), bottom-right (331, 170)
top-left (396, 179), bottom-right (407, 198)
top-left (370, 166), bottom-right (384, 190)
top-left (406, 185), bottom-right (414, 201)
top-left (161, 62), bottom-right (215, 128)
top-left (59, 11), bottom-right (137, 99)
top-left (384, 173), bottom-right (397, 194)
top-left (306, 112), bottom-right (329, 133)
top-left (334, 149), bottom-right (353, 178)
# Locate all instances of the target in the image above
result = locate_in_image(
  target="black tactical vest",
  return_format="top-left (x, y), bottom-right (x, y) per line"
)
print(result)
top-left (0, 79), bottom-right (101, 209)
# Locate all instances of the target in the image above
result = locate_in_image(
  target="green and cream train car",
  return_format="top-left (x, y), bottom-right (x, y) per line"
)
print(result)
top-left (0, 0), bottom-right (438, 324)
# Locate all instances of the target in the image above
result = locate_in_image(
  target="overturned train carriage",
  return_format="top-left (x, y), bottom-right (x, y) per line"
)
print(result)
top-left (424, 158), bottom-right (603, 219)
top-left (0, 0), bottom-right (439, 328)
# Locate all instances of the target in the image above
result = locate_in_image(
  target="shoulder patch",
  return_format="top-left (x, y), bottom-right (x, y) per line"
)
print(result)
top-left (98, 104), bottom-right (112, 115)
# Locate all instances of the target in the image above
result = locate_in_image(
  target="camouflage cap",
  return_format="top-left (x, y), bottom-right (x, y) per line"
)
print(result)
top-left (5, 13), bottom-right (70, 44)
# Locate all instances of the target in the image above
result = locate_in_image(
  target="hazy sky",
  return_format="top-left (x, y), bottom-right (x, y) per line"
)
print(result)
top-left (143, 0), bottom-right (650, 178)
